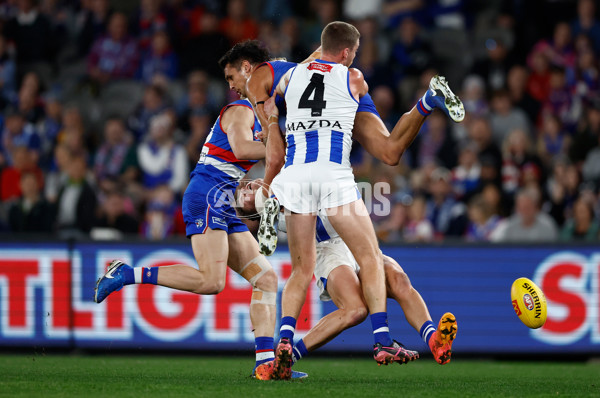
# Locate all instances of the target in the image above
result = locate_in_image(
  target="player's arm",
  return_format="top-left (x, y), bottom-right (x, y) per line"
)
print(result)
top-left (221, 105), bottom-right (265, 160)
top-left (262, 96), bottom-right (285, 187)
top-left (300, 46), bottom-right (321, 64)
top-left (246, 65), bottom-right (273, 131)
top-left (348, 68), bottom-right (369, 101)
top-left (353, 105), bottom-right (426, 166)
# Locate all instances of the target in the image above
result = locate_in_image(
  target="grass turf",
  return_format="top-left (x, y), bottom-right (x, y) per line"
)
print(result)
top-left (1, 354), bottom-right (599, 397)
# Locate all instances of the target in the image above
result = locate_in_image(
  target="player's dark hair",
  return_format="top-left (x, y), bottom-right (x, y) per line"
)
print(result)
top-left (218, 40), bottom-right (271, 70)
top-left (321, 21), bottom-right (360, 54)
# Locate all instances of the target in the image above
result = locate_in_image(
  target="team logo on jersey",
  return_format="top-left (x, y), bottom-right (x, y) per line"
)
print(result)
top-left (308, 62), bottom-right (333, 73)
top-left (195, 219), bottom-right (204, 228)
top-left (212, 217), bottom-right (226, 226)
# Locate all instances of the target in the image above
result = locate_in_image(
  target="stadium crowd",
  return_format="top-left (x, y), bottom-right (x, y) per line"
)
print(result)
top-left (0, 0), bottom-right (598, 243)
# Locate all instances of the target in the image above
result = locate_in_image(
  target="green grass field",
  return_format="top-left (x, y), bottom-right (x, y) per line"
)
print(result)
top-left (1, 354), bottom-right (599, 397)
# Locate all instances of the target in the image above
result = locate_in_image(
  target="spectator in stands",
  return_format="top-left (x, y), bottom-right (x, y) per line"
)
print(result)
top-left (381, 0), bottom-right (425, 29)
top-left (56, 106), bottom-right (89, 159)
top-left (0, 34), bottom-right (16, 108)
top-left (55, 153), bottom-right (97, 236)
top-left (389, 17), bottom-right (432, 85)
top-left (8, 171), bottom-right (55, 233)
top-left (496, 186), bottom-right (558, 242)
top-left (38, 93), bottom-right (62, 167)
top-left (506, 65), bottom-right (541, 125)
top-left (0, 108), bottom-right (40, 167)
top-left (141, 184), bottom-right (178, 240)
top-left (87, 12), bottom-right (140, 87)
top-left (137, 113), bottom-right (188, 193)
top-left (137, 30), bottom-right (178, 84)
top-left (566, 37), bottom-right (599, 101)
top-left (526, 49), bottom-right (551, 103)
top-left (460, 75), bottom-right (488, 118)
top-left (425, 167), bottom-right (466, 238)
top-left (536, 113), bottom-right (570, 169)
top-left (127, 84), bottom-right (168, 141)
top-left (375, 195), bottom-right (411, 243)
top-left (411, 111), bottom-right (457, 169)
top-left (542, 66), bottom-right (577, 132)
top-left (465, 194), bottom-right (504, 242)
top-left (93, 117), bottom-right (138, 183)
top-left (181, 10), bottom-right (230, 78)
top-left (179, 79), bottom-right (213, 163)
top-left (404, 195), bottom-right (434, 242)
top-left (472, 36), bottom-right (514, 92)
top-left (582, 127), bottom-right (600, 185)
top-left (529, 22), bottom-right (576, 69)
top-left (45, 143), bottom-right (71, 202)
top-left (560, 195), bottom-right (599, 241)
top-left (501, 128), bottom-right (543, 197)
top-left (489, 88), bottom-right (530, 146)
top-left (468, 117), bottom-right (502, 174)
top-left (279, 17), bottom-right (310, 62)
top-left (571, 0), bottom-right (600, 54)
top-left (219, 0), bottom-right (258, 45)
top-left (0, 145), bottom-right (44, 202)
top-left (3, 0), bottom-right (54, 70)
top-left (75, 0), bottom-right (112, 58)
top-left (570, 98), bottom-right (600, 168)
top-left (452, 141), bottom-right (481, 201)
top-left (16, 82), bottom-right (44, 124)
top-left (130, 0), bottom-right (170, 51)
top-left (93, 190), bottom-right (139, 235)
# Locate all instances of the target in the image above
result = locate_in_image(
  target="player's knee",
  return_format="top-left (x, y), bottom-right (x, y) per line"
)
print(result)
top-left (344, 305), bottom-right (368, 327)
top-left (254, 268), bottom-right (277, 292)
top-left (193, 275), bottom-right (226, 295)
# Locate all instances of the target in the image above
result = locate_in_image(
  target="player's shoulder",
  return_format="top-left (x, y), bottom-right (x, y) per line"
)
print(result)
top-left (348, 67), bottom-right (365, 80)
top-left (221, 99), bottom-right (254, 120)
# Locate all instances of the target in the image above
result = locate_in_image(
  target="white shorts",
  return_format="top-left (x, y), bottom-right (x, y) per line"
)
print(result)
top-left (314, 236), bottom-right (360, 301)
top-left (271, 162), bottom-right (359, 214)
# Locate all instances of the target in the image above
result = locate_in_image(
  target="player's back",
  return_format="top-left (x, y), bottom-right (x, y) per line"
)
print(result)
top-left (283, 60), bottom-right (358, 168)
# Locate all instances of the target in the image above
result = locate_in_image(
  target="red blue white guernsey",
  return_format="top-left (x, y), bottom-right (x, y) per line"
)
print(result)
top-left (194, 99), bottom-right (261, 182)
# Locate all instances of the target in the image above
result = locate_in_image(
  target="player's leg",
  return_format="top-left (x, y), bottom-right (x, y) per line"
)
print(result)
top-left (417, 75), bottom-right (465, 122)
top-left (273, 211), bottom-right (317, 379)
top-left (296, 264), bottom-right (368, 359)
top-left (94, 229), bottom-right (229, 303)
top-left (227, 230), bottom-right (279, 379)
top-left (325, 201), bottom-right (394, 352)
top-left (382, 255), bottom-right (457, 365)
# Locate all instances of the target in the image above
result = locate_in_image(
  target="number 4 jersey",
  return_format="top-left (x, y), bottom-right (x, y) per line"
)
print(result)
top-left (283, 59), bottom-right (358, 168)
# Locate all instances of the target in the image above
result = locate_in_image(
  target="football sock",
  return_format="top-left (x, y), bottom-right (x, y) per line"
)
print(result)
top-left (121, 266), bottom-right (135, 285)
top-left (133, 267), bottom-right (159, 284)
top-left (417, 90), bottom-right (433, 117)
top-left (370, 312), bottom-right (393, 346)
top-left (254, 336), bottom-right (275, 368)
top-left (279, 316), bottom-right (296, 341)
top-left (420, 320), bottom-right (436, 345)
top-left (292, 339), bottom-right (308, 364)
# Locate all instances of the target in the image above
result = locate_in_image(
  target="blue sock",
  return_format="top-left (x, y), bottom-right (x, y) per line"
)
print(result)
top-left (370, 312), bottom-right (393, 346)
top-left (121, 266), bottom-right (135, 285)
top-left (292, 339), bottom-right (308, 363)
top-left (416, 90), bottom-right (433, 116)
top-left (420, 320), bottom-right (436, 345)
top-left (141, 267), bottom-right (159, 284)
top-left (279, 316), bottom-right (296, 341)
top-left (254, 336), bottom-right (275, 368)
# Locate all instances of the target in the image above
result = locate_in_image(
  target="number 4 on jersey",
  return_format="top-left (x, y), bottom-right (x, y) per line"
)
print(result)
top-left (299, 74), bottom-right (327, 117)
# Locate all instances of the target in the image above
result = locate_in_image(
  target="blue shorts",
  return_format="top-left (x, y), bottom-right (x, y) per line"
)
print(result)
top-left (182, 170), bottom-right (249, 237)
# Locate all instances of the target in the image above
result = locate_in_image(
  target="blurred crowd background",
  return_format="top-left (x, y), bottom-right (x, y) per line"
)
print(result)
top-left (0, 0), bottom-right (599, 243)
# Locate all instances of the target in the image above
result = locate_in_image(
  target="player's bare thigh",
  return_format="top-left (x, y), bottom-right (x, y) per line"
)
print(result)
top-left (226, 230), bottom-right (263, 273)
top-left (327, 265), bottom-right (367, 313)
top-left (325, 200), bottom-right (380, 258)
